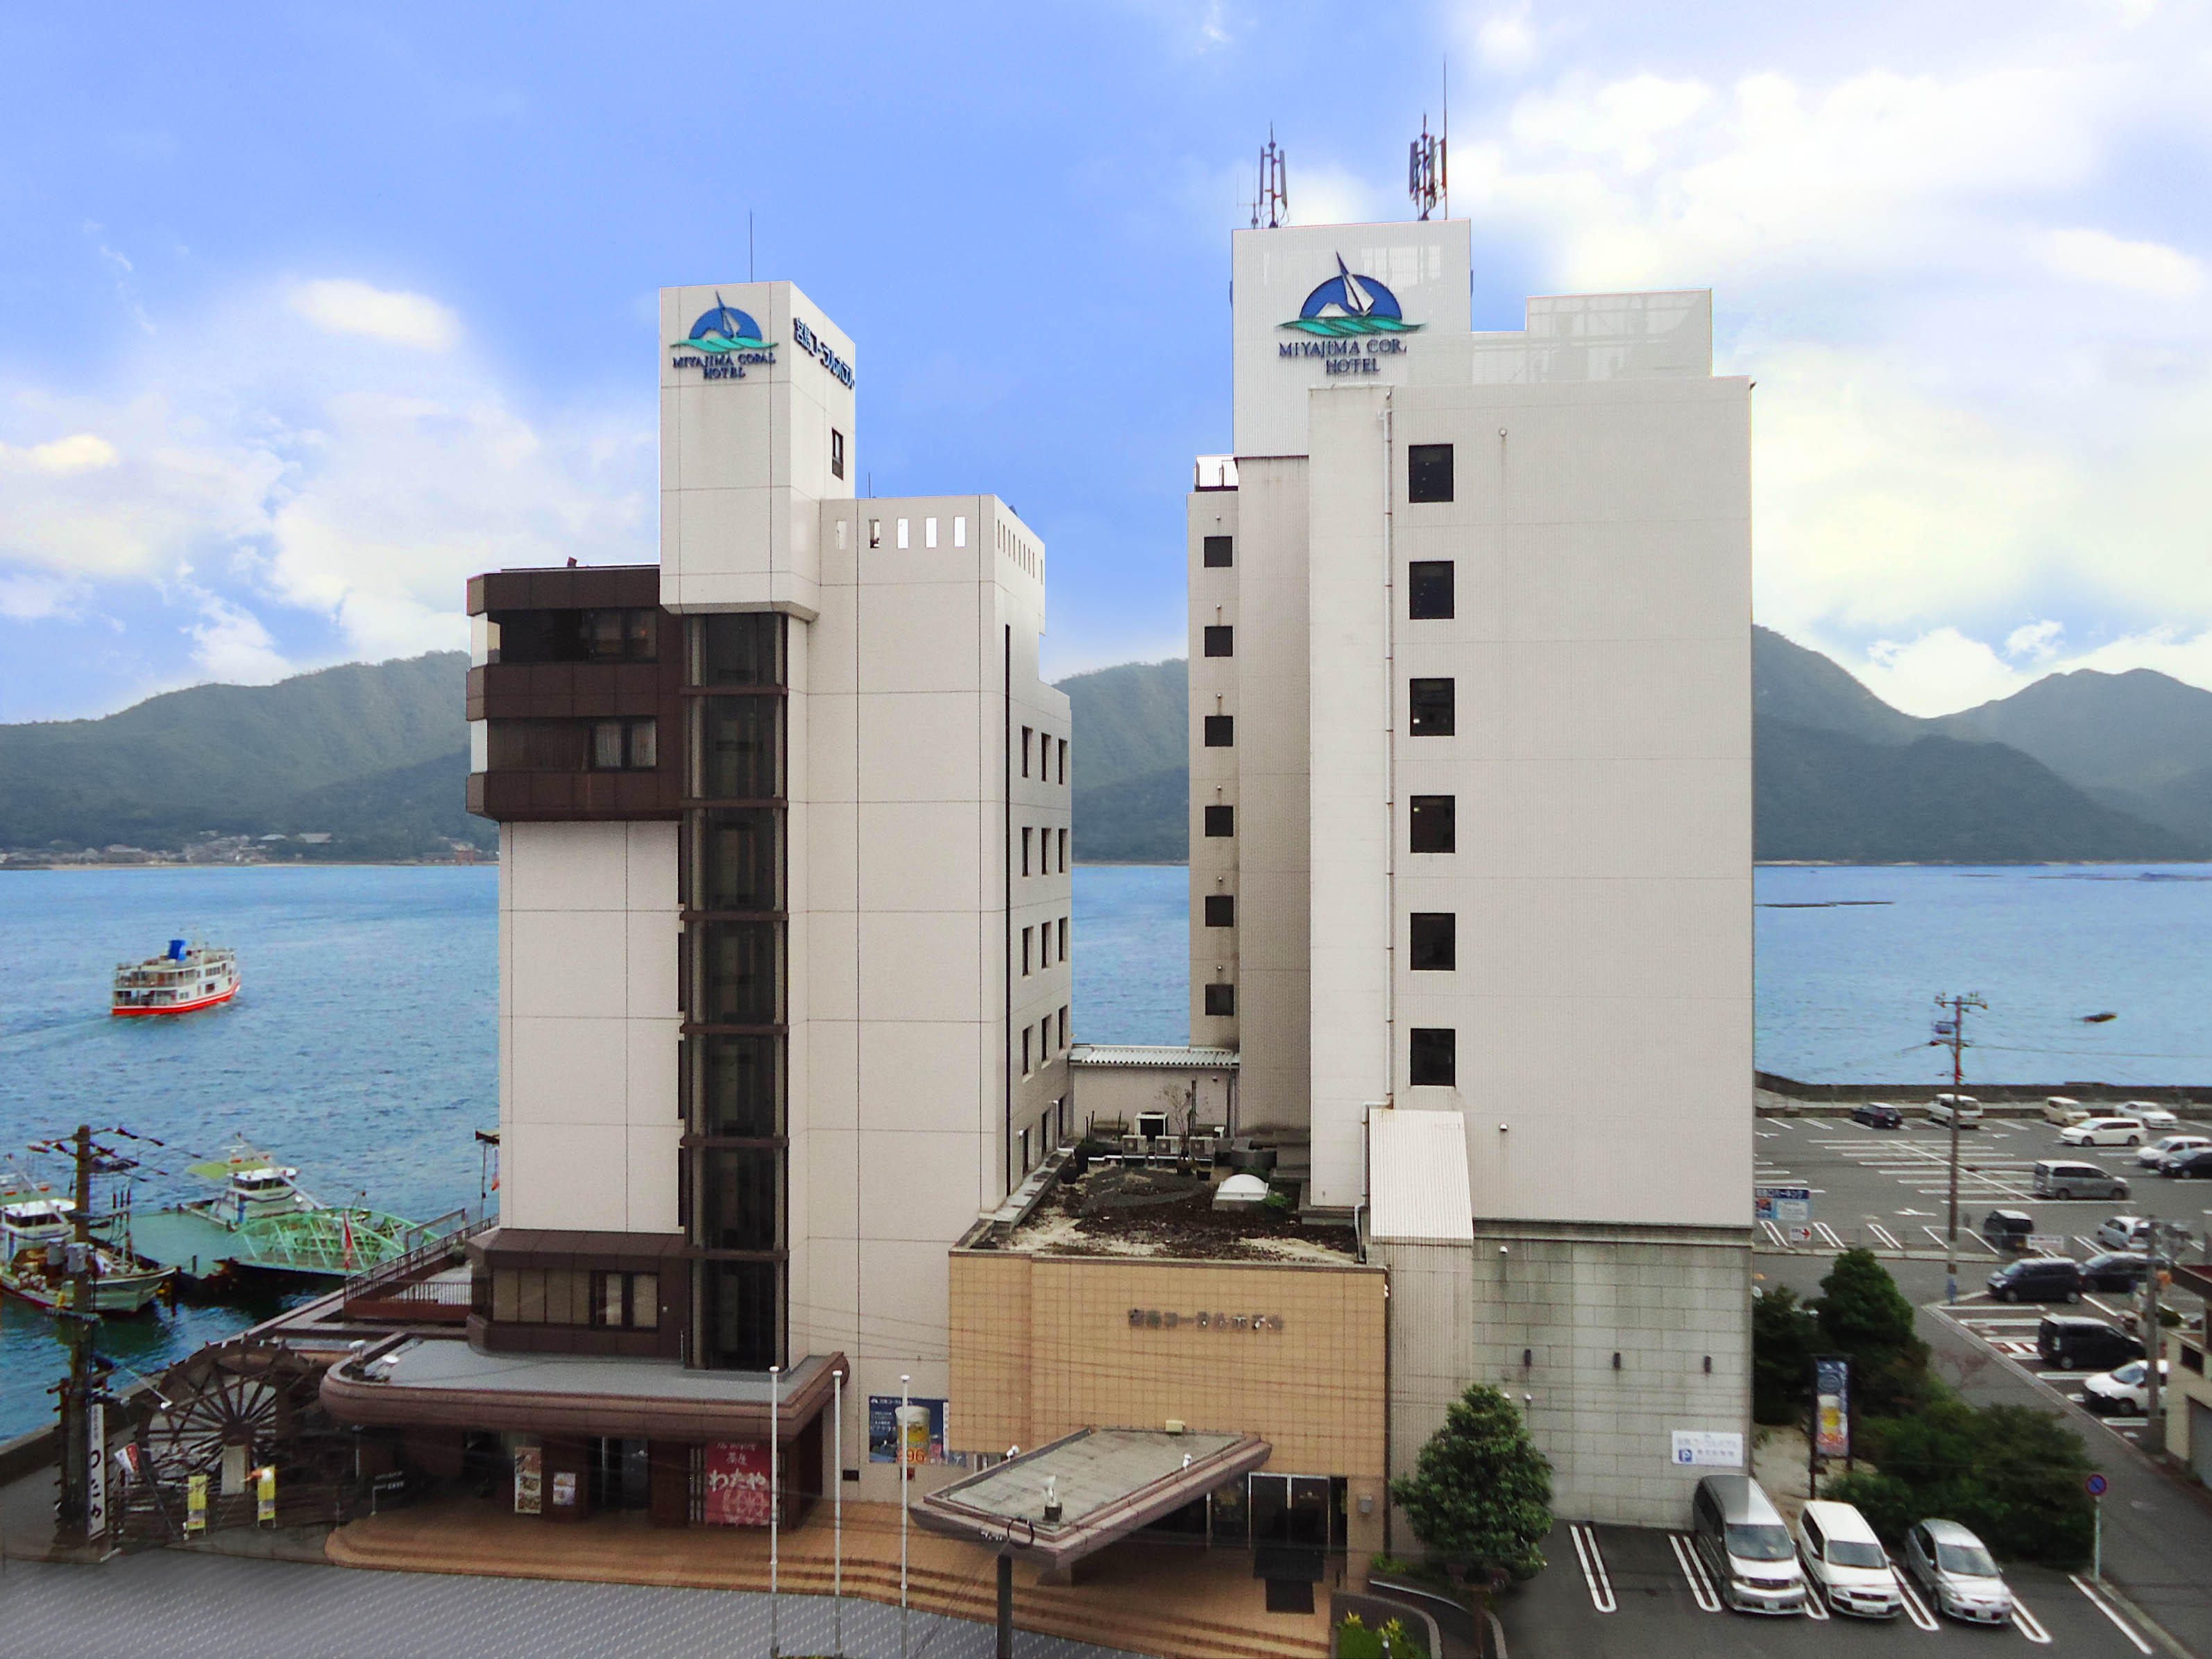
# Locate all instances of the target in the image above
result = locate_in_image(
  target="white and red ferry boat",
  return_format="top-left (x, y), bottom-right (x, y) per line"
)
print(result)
top-left (112, 939), bottom-right (240, 1016)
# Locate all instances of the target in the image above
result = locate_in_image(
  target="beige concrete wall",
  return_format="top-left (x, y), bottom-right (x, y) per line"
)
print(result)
top-left (948, 1252), bottom-right (1386, 1486)
top-left (1069, 1065), bottom-right (1236, 1135)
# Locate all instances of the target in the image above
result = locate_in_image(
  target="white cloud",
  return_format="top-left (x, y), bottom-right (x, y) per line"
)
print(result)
top-left (0, 432), bottom-right (119, 474)
top-left (2005, 619), bottom-right (2065, 661)
top-left (2041, 227), bottom-right (2204, 298)
top-left (1288, 164), bottom-right (1391, 229)
top-left (1857, 627), bottom-right (2030, 716)
top-left (187, 595), bottom-right (291, 684)
top-left (289, 278), bottom-right (460, 350)
top-left (0, 278), bottom-right (652, 681)
top-left (1474, 3), bottom-right (1539, 72)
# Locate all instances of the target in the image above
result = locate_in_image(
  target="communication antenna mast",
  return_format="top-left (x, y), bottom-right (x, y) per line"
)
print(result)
top-left (1254, 128), bottom-right (1287, 229)
top-left (1409, 116), bottom-right (1444, 221)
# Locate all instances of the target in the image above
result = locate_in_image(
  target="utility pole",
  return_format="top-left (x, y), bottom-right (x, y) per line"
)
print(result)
top-left (1934, 994), bottom-right (1986, 1305)
top-left (2144, 1221), bottom-right (2176, 1445)
top-left (54, 1123), bottom-right (102, 1547)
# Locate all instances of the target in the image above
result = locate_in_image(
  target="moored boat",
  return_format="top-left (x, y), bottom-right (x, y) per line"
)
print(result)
top-left (112, 939), bottom-right (239, 1016)
top-left (0, 1196), bottom-right (176, 1313)
top-left (182, 1138), bottom-right (321, 1229)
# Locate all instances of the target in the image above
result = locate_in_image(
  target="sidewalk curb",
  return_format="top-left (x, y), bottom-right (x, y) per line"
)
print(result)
top-left (2088, 1575), bottom-right (2193, 1659)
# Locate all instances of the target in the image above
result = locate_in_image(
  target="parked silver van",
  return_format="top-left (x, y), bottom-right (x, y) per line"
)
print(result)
top-left (2032, 1159), bottom-right (2129, 1202)
top-left (1692, 1474), bottom-right (1807, 1615)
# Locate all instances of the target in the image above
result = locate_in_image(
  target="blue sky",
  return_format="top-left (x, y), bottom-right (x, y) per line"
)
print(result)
top-left (2, 0), bottom-right (2209, 721)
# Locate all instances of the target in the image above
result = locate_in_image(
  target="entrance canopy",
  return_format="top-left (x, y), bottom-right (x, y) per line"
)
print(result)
top-left (914, 1427), bottom-right (1270, 1571)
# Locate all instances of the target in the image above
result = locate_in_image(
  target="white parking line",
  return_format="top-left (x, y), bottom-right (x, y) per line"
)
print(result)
top-left (1669, 1532), bottom-right (1721, 1613)
top-left (2084, 1294), bottom-right (2127, 1320)
top-left (1761, 1220), bottom-right (1790, 1248)
top-left (1814, 1222), bottom-right (1846, 1250)
top-left (2070, 1576), bottom-right (2154, 1652)
top-left (2011, 1594), bottom-right (2052, 1644)
top-left (1567, 1523), bottom-right (1616, 1614)
top-left (1868, 1223), bottom-right (1904, 1250)
top-left (1894, 1573), bottom-right (1941, 1631)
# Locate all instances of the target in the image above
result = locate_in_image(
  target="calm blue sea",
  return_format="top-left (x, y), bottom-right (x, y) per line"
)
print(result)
top-left (1, 860), bottom-right (2204, 1441)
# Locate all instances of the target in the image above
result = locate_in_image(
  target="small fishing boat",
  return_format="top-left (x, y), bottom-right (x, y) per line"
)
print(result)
top-left (180, 1138), bottom-right (322, 1229)
top-left (112, 939), bottom-right (239, 1016)
top-left (0, 1195), bottom-right (176, 1313)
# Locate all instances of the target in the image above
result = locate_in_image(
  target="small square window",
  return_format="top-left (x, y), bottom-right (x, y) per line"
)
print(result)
top-left (1022, 1030), bottom-right (1031, 1075)
top-left (1411, 1027), bottom-right (1456, 1087)
top-left (1409, 561), bottom-right (1454, 620)
top-left (831, 428), bottom-right (845, 480)
top-left (1410, 912), bottom-right (1456, 971)
top-left (1022, 826), bottom-right (1032, 876)
top-left (1202, 535), bottom-right (1234, 568)
top-left (954, 515), bottom-right (967, 548)
top-left (1203, 982), bottom-right (1236, 1017)
top-left (897, 518), bottom-right (910, 550)
top-left (1204, 804), bottom-right (1234, 837)
top-left (1409, 678), bottom-right (1456, 736)
top-left (1058, 1005), bottom-right (1069, 1047)
top-left (1410, 795), bottom-right (1456, 853)
top-left (869, 519), bottom-right (882, 548)
top-left (1408, 444), bottom-right (1454, 503)
top-left (926, 516), bottom-right (939, 549)
top-left (1203, 715), bottom-right (1234, 747)
top-left (1057, 916), bottom-right (1068, 958)
top-left (1204, 894), bottom-right (1236, 928)
top-left (1021, 726), bottom-right (1032, 776)
top-left (1057, 828), bottom-right (1068, 870)
top-left (1203, 625), bottom-right (1234, 658)
top-left (1057, 738), bottom-right (1067, 783)
top-left (1022, 927), bottom-right (1032, 976)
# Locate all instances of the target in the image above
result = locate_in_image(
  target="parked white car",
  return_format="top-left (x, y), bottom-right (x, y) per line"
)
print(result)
top-left (2061, 1117), bottom-right (2147, 1148)
top-left (2095, 1215), bottom-right (2156, 1250)
top-left (2140, 1135), bottom-right (2211, 1169)
top-left (2042, 1097), bottom-right (2090, 1126)
top-left (1930, 1094), bottom-right (1982, 1128)
top-left (1795, 1500), bottom-right (1901, 1619)
top-left (2083, 1358), bottom-right (2169, 1416)
top-left (2125, 1100), bottom-right (2181, 1132)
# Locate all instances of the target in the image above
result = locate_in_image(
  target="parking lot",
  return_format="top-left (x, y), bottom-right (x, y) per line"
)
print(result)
top-left (1753, 1112), bottom-right (2212, 1265)
top-left (1499, 1519), bottom-right (2157, 1658)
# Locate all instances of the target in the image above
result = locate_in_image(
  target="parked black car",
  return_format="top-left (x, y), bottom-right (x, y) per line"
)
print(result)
top-left (2079, 1251), bottom-right (2153, 1292)
top-left (1851, 1103), bottom-right (1905, 1129)
top-left (2163, 1147), bottom-right (2212, 1179)
top-left (2036, 1314), bottom-right (2145, 1371)
top-left (1986, 1256), bottom-right (2083, 1303)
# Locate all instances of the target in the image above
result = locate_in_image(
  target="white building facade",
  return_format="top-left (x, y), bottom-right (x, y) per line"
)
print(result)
top-left (459, 280), bottom-right (1071, 1511)
top-left (1189, 220), bottom-right (1753, 1526)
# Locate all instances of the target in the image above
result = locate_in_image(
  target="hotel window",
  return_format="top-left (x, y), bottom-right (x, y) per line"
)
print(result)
top-left (588, 717), bottom-right (658, 770)
top-left (698, 698), bottom-right (781, 799)
top-left (1410, 912), bottom-right (1457, 971)
top-left (1021, 1029), bottom-right (1032, 1075)
top-left (1202, 535), bottom-right (1234, 568)
top-left (695, 611), bottom-right (785, 688)
top-left (1022, 827), bottom-right (1032, 876)
top-left (1203, 982), bottom-right (1236, 1016)
top-left (1057, 738), bottom-right (1067, 783)
top-left (1022, 927), bottom-right (1032, 975)
top-left (831, 428), bottom-right (845, 480)
top-left (1019, 1125), bottom-right (1032, 1171)
top-left (590, 1270), bottom-right (660, 1330)
top-left (954, 515), bottom-right (967, 547)
top-left (1057, 917), bottom-right (1068, 960)
top-left (692, 808), bottom-right (782, 913)
top-left (693, 921), bottom-right (784, 1026)
top-left (1203, 715), bottom-right (1234, 747)
top-left (897, 518), bottom-right (910, 549)
top-left (1204, 804), bottom-right (1234, 837)
top-left (1408, 678), bottom-right (1456, 736)
top-left (1058, 1005), bottom-right (1069, 1048)
top-left (926, 516), bottom-right (939, 548)
top-left (1410, 794), bottom-right (1456, 853)
top-left (1040, 1017), bottom-right (1050, 1060)
top-left (697, 1148), bottom-right (781, 1251)
top-left (491, 608), bottom-right (659, 665)
top-left (1021, 726), bottom-right (1032, 776)
top-left (1409, 560), bottom-right (1454, 620)
top-left (1039, 923), bottom-right (1050, 968)
top-left (869, 519), bottom-right (882, 548)
top-left (1057, 828), bottom-right (1068, 871)
top-left (1410, 1028), bottom-right (1456, 1086)
top-left (1204, 625), bottom-right (1234, 658)
top-left (1408, 443), bottom-right (1454, 503)
top-left (1204, 894), bottom-right (1235, 928)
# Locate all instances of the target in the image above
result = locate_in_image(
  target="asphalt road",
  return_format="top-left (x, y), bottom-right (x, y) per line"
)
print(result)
top-left (1753, 1114), bottom-right (2212, 1658)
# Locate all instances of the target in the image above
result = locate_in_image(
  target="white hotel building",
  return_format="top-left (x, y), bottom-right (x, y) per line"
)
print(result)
top-left (1187, 218), bottom-right (1755, 1525)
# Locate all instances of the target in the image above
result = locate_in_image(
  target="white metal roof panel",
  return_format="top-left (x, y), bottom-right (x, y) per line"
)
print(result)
top-left (1067, 1044), bottom-right (1240, 1069)
top-left (1368, 1109), bottom-right (1474, 1245)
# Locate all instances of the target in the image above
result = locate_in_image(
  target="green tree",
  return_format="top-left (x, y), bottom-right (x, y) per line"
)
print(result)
top-left (1816, 1248), bottom-right (1930, 1415)
top-left (1751, 1284), bottom-right (1819, 1424)
top-left (1390, 1384), bottom-right (1554, 1581)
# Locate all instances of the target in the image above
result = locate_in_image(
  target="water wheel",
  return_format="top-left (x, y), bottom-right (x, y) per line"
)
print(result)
top-left (136, 1340), bottom-right (324, 1486)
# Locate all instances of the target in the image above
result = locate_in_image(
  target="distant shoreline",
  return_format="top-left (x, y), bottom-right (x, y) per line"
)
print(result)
top-left (0, 860), bottom-right (493, 873)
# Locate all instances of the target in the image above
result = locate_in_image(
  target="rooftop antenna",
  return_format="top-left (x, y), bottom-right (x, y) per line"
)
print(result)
top-left (1254, 128), bottom-right (1287, 229)
top-left (1443, 58), bottom-right (1451, 219)
top-left (1409, 115), bottom-right (1443, 221)
top-left (749, 212), bottom-right (755, 282)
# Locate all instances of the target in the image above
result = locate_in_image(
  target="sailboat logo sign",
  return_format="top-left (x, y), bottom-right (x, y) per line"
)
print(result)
top-left (1279, 256), bottom-right (1422, 373)
top-left (670, 295), bottom-right (776, 380)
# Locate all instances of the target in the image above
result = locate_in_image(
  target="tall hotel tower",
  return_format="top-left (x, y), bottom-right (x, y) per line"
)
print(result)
top-left (1189, 221), bottom-right (1755, 1525)
top-left (435, 282), bottom-right (1071, 1514)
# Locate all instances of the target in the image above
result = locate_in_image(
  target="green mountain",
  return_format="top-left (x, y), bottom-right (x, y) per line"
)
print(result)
top-left (1055, 659), bottom-right (1188, 863)
top-left (0, 652), bottom-right (485, 858)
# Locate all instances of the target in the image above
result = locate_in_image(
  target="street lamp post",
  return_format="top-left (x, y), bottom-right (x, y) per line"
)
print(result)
top-left (769, 1363), bottom-right (781, 1658)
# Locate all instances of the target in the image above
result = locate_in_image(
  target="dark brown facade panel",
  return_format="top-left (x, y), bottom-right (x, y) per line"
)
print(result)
top-left (470, 772), bottom-right (681, 823)
top-left (467, 564), bottom-right (661, 617)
